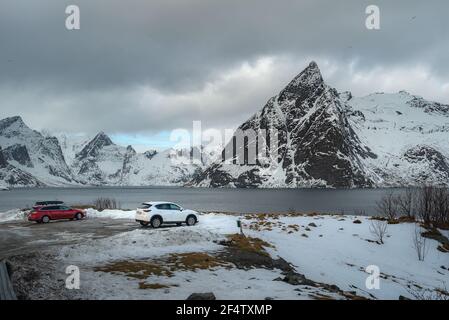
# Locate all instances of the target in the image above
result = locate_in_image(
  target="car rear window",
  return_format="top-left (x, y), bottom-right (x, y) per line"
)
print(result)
top-left (139, 204), bottom-right (152, 209)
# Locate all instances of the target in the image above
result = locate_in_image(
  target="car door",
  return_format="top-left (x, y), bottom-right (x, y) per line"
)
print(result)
top-left (169, 203), bottom-right (184, 221)
top-left (42, 206), bottom-right (56, 219)
top-left (59, 206), bottom-right (73, 219)
top-left (157, 203), bottom-right (174, 222)
top-left (51, 206), bottom-right (65, 220)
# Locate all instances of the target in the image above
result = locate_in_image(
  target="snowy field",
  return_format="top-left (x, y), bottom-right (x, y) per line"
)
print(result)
top-left (2, 208), bottom-right (448, 300)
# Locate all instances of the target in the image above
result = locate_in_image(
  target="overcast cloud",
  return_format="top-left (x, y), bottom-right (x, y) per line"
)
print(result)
top-left (0, 0), bottom-right (448, 146)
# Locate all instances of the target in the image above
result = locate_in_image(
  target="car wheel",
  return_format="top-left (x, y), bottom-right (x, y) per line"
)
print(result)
top-left (75, 213), bottom-right (83, 220)
top-left (151, 216), bottom-right (162, 228)
top-left (140, 221), bottom-right (149, 227)
top-left (41, 216), bottom-right (50, 224)
top-left (186, 215), bottom-right (196, 226)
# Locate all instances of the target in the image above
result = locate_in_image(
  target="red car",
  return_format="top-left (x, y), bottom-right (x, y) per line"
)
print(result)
top-left (28, 205), bottom-right (85, 223)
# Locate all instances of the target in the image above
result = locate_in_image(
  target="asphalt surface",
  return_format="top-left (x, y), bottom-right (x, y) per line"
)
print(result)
top-left (0, 218), bottom-right (138, 259)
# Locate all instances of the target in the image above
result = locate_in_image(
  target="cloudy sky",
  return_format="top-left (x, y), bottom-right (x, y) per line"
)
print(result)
top-left (1, 0), bottom-right (448, 150)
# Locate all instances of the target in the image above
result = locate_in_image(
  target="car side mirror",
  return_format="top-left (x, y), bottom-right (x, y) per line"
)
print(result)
top-left (180, 208), bottom-right (183, 211)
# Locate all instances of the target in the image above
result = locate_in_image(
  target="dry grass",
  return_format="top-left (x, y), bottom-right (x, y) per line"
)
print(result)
top-left (138, 282), bottom-right (174, 290)
top-left (308, 293), bottom-right (334, 300)
top-left (94, 252), bottom-right (231, 280)
top-left (225, 234), bottom-right (273, 256)
top-left (94, 260), bottom-right (173, 279)
top-left (437, 243), bottom-right (449, 253)
top-left (166, 252), bottom-right (230, 271)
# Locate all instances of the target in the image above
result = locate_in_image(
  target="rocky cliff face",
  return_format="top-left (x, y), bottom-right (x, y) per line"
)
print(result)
top-left (193, 62), bottom-right (377, 188)
top-left (0, 147), bottom-right (8, 168)
top-left (0, 146), bottom-right (43, 187)
top-left (0, 116), bottom-right (74, 186)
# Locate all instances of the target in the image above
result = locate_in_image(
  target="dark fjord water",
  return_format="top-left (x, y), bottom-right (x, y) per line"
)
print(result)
top-left (0, 187), bottom-right (406, 215)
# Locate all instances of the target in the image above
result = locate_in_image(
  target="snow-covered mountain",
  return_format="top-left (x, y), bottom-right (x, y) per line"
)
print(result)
top-left (0, 116), bottom-right (75, 186)
top-left (2, 62), bottom-right (449, 188)
top-left (345, 91), bottom-right (449, 186)
top-left (69, 132), bottom-right (203, 186)
top-left (0, 117), bottom-right (205, 187)
top-left (192, 62), bottom-right (449, 188)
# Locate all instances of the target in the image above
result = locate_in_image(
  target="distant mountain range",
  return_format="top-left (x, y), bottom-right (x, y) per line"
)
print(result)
top-left (0, 116), bottom-right (205, 187)
top-left (1, 61), bottom-right (449, 188)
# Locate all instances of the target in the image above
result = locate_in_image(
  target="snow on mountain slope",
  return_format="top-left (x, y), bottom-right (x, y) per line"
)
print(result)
top-left (346, 91), bottom-right (449, 186)
top-left (70, 132), bottom-right (203, 186)
top-left (55, 133), bottom-right (90, 166)
top-left (71, 132), bottom-right (130, 185)
top-left (0, 117), bottom-right (75, 186)
top-left (120, 148), bottom-right (204, 186)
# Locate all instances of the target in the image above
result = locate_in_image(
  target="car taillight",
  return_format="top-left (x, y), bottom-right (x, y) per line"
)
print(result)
top-left (143, 209), bottom-right (151, 212)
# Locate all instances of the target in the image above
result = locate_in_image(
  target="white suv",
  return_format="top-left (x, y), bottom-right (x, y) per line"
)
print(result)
top-left (135, 201), bottom-right (199, 228)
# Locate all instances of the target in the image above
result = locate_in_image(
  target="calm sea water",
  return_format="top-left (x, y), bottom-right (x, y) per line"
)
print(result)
top-left (0, 187), bottom-right (407, 215)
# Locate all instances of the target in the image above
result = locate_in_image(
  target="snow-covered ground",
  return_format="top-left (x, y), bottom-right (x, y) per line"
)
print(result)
top-left (243, 214), bottom-right (449, 299)
top-left (37, 209), bottom-right (448, 300)
top-left (1, 206), bottom-right (447, 299)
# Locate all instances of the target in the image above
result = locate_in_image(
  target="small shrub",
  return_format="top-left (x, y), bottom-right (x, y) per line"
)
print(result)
top-left (94, 197), bottom-right (119, 211)
top-left (413, 226), bottom-right (428, 261)
top-left (376, 191), bottom-right (398, 220)
top-left (369, 220), bottom-right (388, 244)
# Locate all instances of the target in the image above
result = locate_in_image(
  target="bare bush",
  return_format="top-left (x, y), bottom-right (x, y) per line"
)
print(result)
top-left (376, 190), bottom-right (398, 219)
top-left (370, 220), bottom-right (388, 244)
top-left (416, 186), bottom-right (449, 227)
top-left (395, 188), bottom-right (416, 218)
top-left (417, 186), bottom-right (435, 224)
top-left (433, 187), bottom-right (449, 225)
top-left (94, 197), bottom-right (119, 211)
top-left (412, 226), bottom-right (428, 261)
top-left (353, 209), bottom-right (366, 216)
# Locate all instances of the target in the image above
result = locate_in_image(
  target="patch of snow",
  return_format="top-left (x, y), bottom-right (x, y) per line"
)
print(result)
top-left (0, 208), bottom-right (27, 223)
top-left (58, 226), bottom-right (226, 265)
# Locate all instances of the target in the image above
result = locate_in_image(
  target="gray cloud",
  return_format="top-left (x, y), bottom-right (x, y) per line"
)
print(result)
top-left (0, 0), bottom-right (448, 136)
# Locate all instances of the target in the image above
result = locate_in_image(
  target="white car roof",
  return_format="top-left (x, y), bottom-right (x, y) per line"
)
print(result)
top-left (142, 201), bottom-right (178, 206)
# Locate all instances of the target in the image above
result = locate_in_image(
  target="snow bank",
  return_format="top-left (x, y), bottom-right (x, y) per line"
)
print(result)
top-left (0, 208), bottom-right (27, 222)
top-left (85, 208), bottom-right (136, 220)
